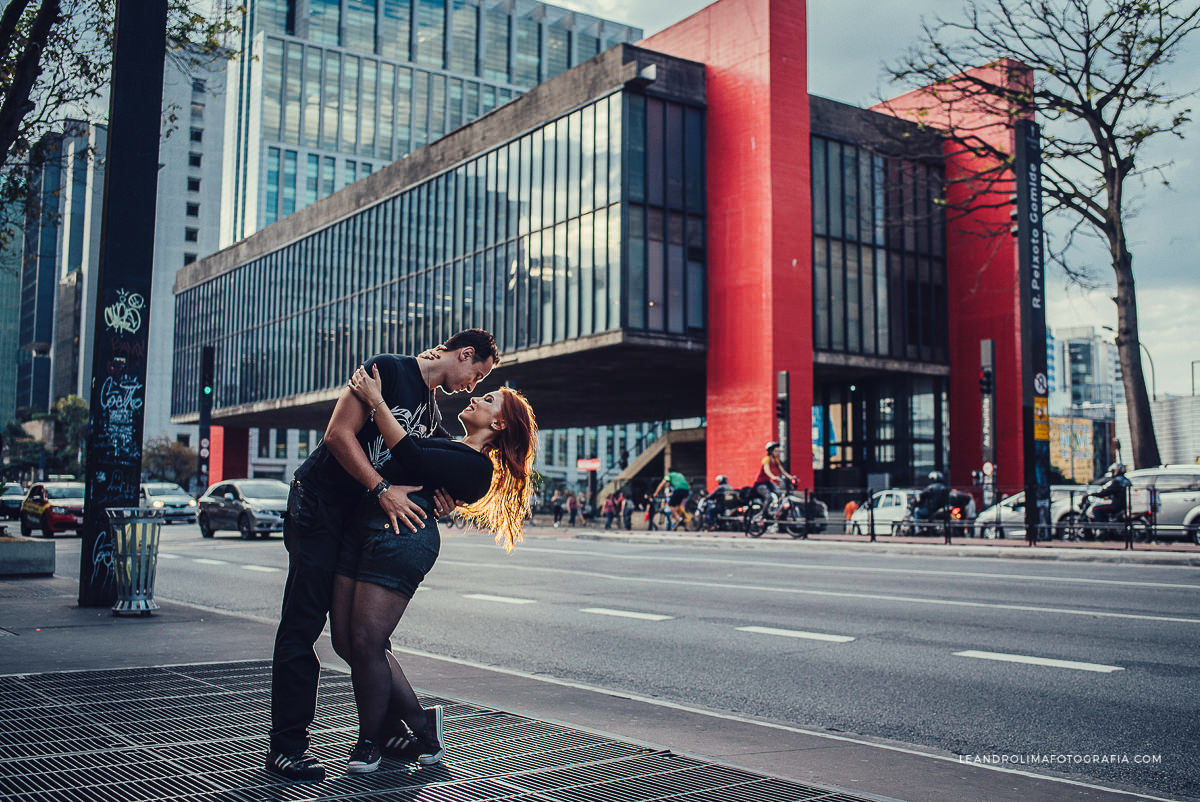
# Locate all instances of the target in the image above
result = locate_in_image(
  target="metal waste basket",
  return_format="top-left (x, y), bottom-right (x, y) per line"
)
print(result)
top-left (106, 507), bottom-right (163, 616)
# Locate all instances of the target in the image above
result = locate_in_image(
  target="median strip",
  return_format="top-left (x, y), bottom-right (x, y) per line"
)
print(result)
top-left (464, 593), bottom-right (537, 604)
top-left (953, 650), bottom-right (1125, 673)
top-left (737, 625), bottom-right (855, 643)
top-left (580, 607), bottom-right (673, 621)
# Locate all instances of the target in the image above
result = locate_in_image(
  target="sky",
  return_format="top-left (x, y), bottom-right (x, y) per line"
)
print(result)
top-left (554, 0), bottom-right (1200, 397)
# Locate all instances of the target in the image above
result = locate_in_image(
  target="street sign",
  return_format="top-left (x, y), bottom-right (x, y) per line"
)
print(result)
top-left (576, 458), bottom-right (601, 471)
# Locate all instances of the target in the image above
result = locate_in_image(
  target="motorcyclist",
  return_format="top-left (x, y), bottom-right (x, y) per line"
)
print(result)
top-left (1089, 463), bottom-right (1131, 522)
top-left (713, 474), bottom-right (734, 495)
top-left (914, 471), bottom-right (950, 520)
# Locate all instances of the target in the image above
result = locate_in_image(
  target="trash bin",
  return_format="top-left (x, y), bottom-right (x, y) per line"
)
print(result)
top-left (106, 507), bottom-right (163, 616)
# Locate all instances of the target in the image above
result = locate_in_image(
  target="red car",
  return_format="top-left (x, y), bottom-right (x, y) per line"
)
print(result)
top-left (20, 482), bottom-right (85, 538)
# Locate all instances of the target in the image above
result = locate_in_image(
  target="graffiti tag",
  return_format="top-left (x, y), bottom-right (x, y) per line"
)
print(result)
top-left (90, 530), bottom-right (115, 590)
top-left (103, 289), bottom-right (145, 335)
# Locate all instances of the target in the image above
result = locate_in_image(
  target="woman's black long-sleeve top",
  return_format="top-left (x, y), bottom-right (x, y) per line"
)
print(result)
top-left (378, 436), bottom-right (493, 506)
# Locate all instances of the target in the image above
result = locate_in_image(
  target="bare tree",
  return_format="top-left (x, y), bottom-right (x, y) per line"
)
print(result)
top-left (881, 0), bottom-right (1199, 469)
top-left (0, 0), bottom-right (239, 252)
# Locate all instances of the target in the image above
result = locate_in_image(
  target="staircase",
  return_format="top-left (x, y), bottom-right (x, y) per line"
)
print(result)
top-left (597, 427), bottom-right (706, 503)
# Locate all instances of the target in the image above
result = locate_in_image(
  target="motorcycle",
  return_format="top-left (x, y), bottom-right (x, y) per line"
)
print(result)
top-left (893, 490), bottom-right (973, 537)
top-left (696, 487), bottom-right (755, 532)
top-left (744, 482), bottom-right (827, 538)
top-left (1057, 494), bottom-right (1152, 542)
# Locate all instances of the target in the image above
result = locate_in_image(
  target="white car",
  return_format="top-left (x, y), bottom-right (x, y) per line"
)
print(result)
top-left (848, 489), bottom-right (919, 536)
top-left (973, 485), bottom-right (1098, 539)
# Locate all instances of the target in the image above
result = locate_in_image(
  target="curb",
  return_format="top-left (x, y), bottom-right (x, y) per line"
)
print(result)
top-left (569, 531), bottom-right (1200, 566)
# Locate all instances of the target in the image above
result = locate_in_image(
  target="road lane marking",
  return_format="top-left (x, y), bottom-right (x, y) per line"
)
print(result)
top-left (953, 650), bottom-right (1124, 673)
top-left (240, 565), bottom-right (280, 573)
top-left (437, 559), bottom-right (1200, 625)
top-left (501, 544), bottom-right (1200, 590)
top-left (464, 593), bottom-right (536, 604)
top-left (142, 598), bottom-right (1172, 802)
top-left (580, 607), bottom-right (672, 621)
top-left (158, 553), bottom-right (180, 559)
top-left (192, 558), bottom-right (229, 566)
top-left (737, 626), bottom-right (855, 643)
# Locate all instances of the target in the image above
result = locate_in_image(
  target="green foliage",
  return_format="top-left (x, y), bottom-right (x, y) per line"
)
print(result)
top-left (1, 394), bottom-right (90, 475)
top-left (141, 436), bottom-right (198, 488)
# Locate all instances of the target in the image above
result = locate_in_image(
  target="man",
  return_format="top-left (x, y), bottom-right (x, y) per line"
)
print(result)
top-left (1090, 463), bottom-right (1131, 522)
top-left (653, 469), bottom-right (691, 526)
top-left (913, 471), bottom-right (949, 521)
top-left (267, 329), bottom-right (498, 782)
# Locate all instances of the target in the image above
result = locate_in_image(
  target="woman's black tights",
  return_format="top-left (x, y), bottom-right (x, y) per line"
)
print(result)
top-left (348, 580), bottom-right (429, 741)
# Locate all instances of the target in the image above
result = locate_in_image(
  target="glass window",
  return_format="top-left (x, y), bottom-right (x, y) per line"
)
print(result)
top-left (667, 212), bottom-right (684, 333)
top-left (449, 0), bottom-right (477, 75)
top-left (322, 51), bottom-right (340, 151)
top-left (186, 201), bottom-right (200, 217)
top-left (322, 155), bottom-right (335, 196)
top-left (545, 27), bottom-right (569, 79)
top-left (686, 215), bottom-right (704, 331)
top-left (188, 151), bottom-right (201, 167)
top-left (577, 34), bottom-right (600, 62)
top-left (262, 38), bottom-right (284, 140)
top-left (430, 73), bottom-right (446, 139)
top-left (282, 151), bottom-right (297, 215)
top-left (187, 177), bottom-right (200, 192)
top-left (647, 207), bottom-right (664, 330)
top-left (580, 212), bottom-right (593, 335)
top-left (413, 70), bottom-right (429, 146)
top-left (609, 93), bottom-right (621, 202)
top-left (513, 17), bottom-right (539, 86)
top-left (567, 110), bottom-right (580, 219)
top-left (843, 145), bottom-right (858, 240)
top-left (465, 82), bottom-right (478, 119)
top-left (380, 0), bottom-right (411, 60)
top-left (448, 78), bottom-right (463, 130)
top-left (395, 67), bottom-right (411, 152)
top-left (580, 104), bottom-right (594, 214)
top-left (379, 64), bottom-right (394, 160)
top-left (646, 98), bottom-right (663, 206)
top-left (308, 0), bottom-right (340, 45)
top-left (666, 103), bottom-right (683, 209)
top-left (304, 46), bottom-right (321, 147)
top-left (812, 138), bottom-right (827, 235)
top-left (846, 242), bottom-right (860, 351)
top-left (830, 240), bottom-right (844, 350)
top-left (360, 59), bottom-right (377, 157)
top-left (482, 10), bottom-right (509, 83)
top-left (344, 159), bottom-right (358, 187)
top-left (306, 154), bottom-right (319, 206)
top-left (342, 56), bottom-right (359, 154)
top-left (628, 204), bottom-right (644, 328)
top-left (828, 141), bottom-right (842, 239)
top-left (185, 227), bottom-right (198, 242)
top-left (627, 94), bottom-right (645, 203)
top-left (344, 0), bottom-right (376, 52)
top-left (416, 0), bottom-right (446, 68)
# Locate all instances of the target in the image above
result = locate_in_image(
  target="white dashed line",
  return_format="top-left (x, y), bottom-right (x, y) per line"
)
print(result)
top-left (954, 650), bottom-right (1125, 673)
top-left (736, 626), bottom-right (855, 643)
top-left (158, 553), bottom-right (180, 559)
top-left (240, 565), bottom-right (280, 573)
top-left (192, 558), bottom-right (229, 566)
top-left (464, 593), bottom-right (536, 604)
top-left (580, 607), bottom-right (673, 621)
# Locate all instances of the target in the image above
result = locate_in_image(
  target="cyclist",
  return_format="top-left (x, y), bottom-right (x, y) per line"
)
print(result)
top-left (753, 442), bottom-right (794, 501)
top-left (653, 469), bottom-right (692, 528)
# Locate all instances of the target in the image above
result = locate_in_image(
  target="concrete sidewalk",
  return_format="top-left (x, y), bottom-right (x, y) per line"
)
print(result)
top-left (0, 575), bottom-right (1176, 802)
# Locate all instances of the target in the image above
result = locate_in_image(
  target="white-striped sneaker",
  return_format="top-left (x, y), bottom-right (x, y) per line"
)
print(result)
top-left (416, 705), bottom-right (444, 765)
top-left (266, 747), bottom-right (326, 782)
top-left (347, 739), bottom-right (382, 774)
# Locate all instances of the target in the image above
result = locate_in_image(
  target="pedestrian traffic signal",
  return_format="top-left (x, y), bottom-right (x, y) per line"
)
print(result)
top-left (775, 398), bottom-right (788, 419)
top-left (979, 368), bottom-right (994, 395)
top-left (202, 383), bottom-right (212, 396)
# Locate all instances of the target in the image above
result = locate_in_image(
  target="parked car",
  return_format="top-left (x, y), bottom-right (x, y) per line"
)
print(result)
top-left (197, 479), bottom-right (290, 539)
top-left (1126, 466), bottom-right (1200, 543)
top-left (847, 489), bottom-right (919, 536)
top-left (139, 482), bottom-right (198, 524)
top-left (973, 485), bottom-right (1100, 539)
top-left (0, 484), bottom-right (26, 519)
top-left (19, 482), bottom-right (85, 538)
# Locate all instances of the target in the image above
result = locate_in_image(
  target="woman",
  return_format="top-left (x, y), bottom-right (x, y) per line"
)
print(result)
top-left (330, 365), bottom-right (537, 774)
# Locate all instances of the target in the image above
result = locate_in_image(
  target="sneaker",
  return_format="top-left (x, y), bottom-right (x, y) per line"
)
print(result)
top-left (381, 728), bottom-right (422, 760)
top-left (266, 747), bottom-right (326, 782)
top-left (416, 705), bottom-right (445, 765)
top-left (347, 739), bottom-right (382, 774)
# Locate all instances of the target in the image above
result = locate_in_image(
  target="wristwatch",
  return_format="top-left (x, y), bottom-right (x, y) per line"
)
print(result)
top-left (370, 480), bottom-right (390, 498)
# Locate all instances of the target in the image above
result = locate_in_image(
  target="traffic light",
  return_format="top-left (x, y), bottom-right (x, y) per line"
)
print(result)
top-left (979, 368), bottom-right (994, 395)
top-left (775, 397), bottom-right (788, 419)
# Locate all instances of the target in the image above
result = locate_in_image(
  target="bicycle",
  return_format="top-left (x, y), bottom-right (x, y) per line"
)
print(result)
top-left (650, 492), bottom-right (702, 531)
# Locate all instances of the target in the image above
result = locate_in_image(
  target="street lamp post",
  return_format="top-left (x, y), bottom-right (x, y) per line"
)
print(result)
top-left (1103, 326), bottom-right (1156, 402)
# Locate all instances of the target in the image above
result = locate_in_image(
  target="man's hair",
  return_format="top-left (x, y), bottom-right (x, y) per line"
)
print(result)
top-left (443, 328), bottom-right (500, 365)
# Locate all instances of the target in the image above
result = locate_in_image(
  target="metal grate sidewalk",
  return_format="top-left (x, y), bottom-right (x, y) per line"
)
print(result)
top-left (0, 660), bottom-right (879, 802)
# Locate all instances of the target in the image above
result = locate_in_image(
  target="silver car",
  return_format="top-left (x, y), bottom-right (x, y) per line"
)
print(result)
top-left (139, 482), bottom-right (198, 524)
top-left (973, 485), bottom-right (1098, 539)
top-left (1125, 466), bottom-right (1200, 543)
top-left (847, 489), bottom-right (920, 536)
top-left (197, 479), bottom-right (290, 539)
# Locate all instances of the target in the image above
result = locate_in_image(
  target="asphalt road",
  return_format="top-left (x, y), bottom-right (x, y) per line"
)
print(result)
top-left (50, 523), bottom-right (1200, 799)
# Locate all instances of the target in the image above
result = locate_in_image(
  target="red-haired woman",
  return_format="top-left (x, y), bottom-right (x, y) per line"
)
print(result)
top-left (329, 364), bottom-right (537, 774)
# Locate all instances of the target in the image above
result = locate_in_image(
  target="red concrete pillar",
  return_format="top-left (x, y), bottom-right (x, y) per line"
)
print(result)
top-left (874, 62), bottom-right (1031, 489)
top-left (641, 0), bottom-right (814, 491)
top-left (209, 425), bottom-right (249, 485)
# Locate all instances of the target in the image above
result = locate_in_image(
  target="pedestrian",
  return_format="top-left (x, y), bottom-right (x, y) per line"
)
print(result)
top-left (602, 494), bottom-right (615, 529)
top-left (330, 364), bottom-right (537, 774)
top-left (551, 489), bottom-right (564, 527)
top-left (265, 329), bottom-right (497, 782)
top-left (621, 492), bottom-right (634, 529)
top-left (843, 498), bottom-right (858, 520)
top-left (566, 491), bottom-right (579, 526)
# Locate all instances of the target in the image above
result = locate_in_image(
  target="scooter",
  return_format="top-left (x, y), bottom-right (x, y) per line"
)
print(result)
top-left (893, 490), bottom-right (973, 537)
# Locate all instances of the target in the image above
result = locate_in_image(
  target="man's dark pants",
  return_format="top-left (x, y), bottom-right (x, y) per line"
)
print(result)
top-left (270, 479), bottom-right (350, 754)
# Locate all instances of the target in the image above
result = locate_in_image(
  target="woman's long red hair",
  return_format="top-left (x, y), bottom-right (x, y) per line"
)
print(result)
top-left (459, 387), bottom-right (537, 552)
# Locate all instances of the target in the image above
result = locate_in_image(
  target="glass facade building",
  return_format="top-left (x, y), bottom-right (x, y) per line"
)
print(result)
top-left (223, 0), bottom-right (641, 244)
top-left (809, 97), bottom-right (951, 487)
top-left (174, 46), bottom-right (707, 423)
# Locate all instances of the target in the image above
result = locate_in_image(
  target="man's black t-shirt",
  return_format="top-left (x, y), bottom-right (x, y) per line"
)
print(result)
top-left (294, 355), bottom-right (449, 499)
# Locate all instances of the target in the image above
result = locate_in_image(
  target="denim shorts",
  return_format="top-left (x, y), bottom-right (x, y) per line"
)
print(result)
top-left (336, 494), bottom-right (440, 599)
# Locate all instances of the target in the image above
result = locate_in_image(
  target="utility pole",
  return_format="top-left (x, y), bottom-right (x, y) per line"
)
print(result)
top-left (78, 0), bottom-right (168, 606)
